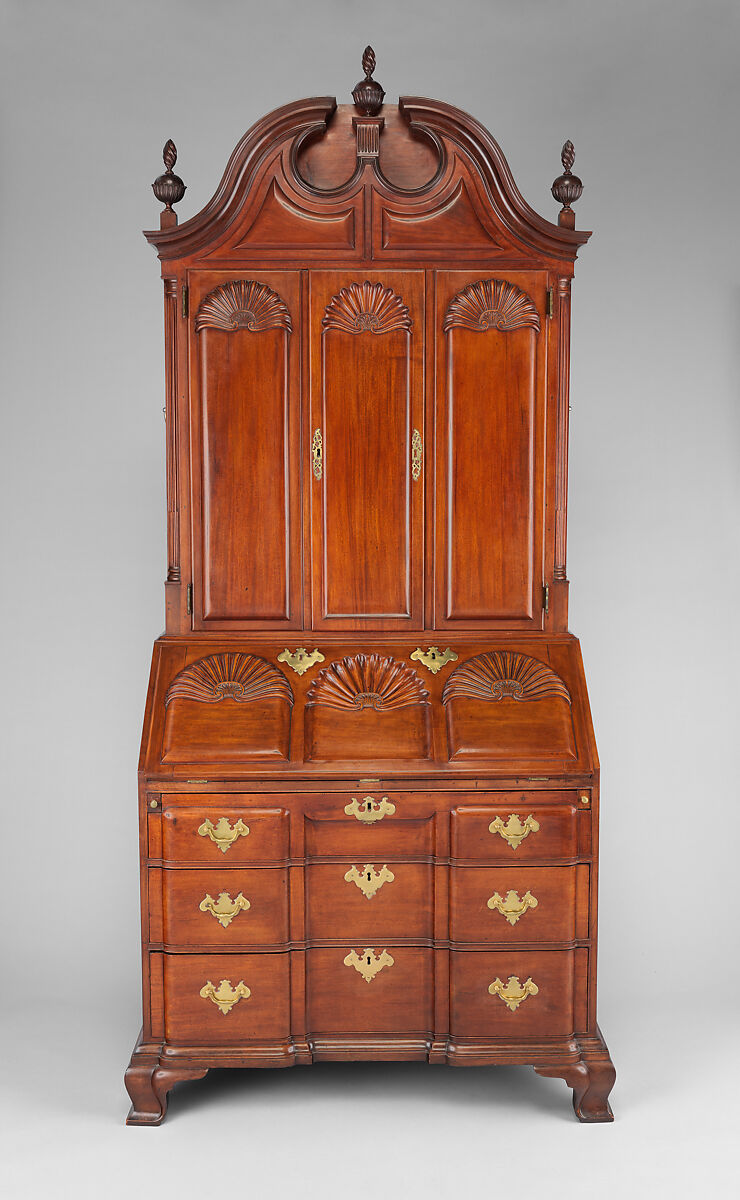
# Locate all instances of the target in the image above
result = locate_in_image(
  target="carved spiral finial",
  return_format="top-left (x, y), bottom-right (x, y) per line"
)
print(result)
top-left (551, 139), bottom-right (583, 228)
top-left (152, 139), bottom-right (186, 215)
top-left (352, 44), bottom-right (385, 116)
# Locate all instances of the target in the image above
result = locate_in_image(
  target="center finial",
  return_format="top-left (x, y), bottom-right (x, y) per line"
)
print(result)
top-left (352, 45), bottom-right (385, 115)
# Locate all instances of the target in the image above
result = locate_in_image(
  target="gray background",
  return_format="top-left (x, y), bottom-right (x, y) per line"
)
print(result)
top-left (1, 0), bottom-right (738, 1194)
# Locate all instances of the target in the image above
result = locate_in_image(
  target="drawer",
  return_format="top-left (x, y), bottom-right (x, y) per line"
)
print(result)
top-left (305, 799), bottom-right (433, 859)
top-left (161, 867), bottom-right (289, 947)
top-left (451, 802), bottom-right (581, 863)
top-left (306, 862), bottom-right (432, 940)
top-left (450, 865), bottom-right (588, 943)
top-left (163, 952), bottom-right (290, 1044)
top-left (161, 805), bottom-right (288, 863)
top-left (450, 949), bottom-right (575, 1037)
top-left (307, 947), bottom-right (433, 1034)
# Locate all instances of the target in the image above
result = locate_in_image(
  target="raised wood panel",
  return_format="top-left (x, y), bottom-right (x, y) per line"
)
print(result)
top-left (236, 180), bottom-right (356, 250)
top-left (380, 181), bottom-right (503, 251)
top-left (450, 949), bottom-right (575, 1037)
top-left (190, 271), bottom-right (301, 628)
top-left (163, 952), bottom-right (291, 1044)
top-left (435, 271), bottom-right (547, 629)
top-left (161, 867), bottom-right (290, 947)
top-left (307, 947), bottom-right (433, 1033)
top-left (309, 272), bottom-right (424, 629)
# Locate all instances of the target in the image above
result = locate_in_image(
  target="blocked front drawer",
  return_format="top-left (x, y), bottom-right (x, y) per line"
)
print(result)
top-left (161, 805), bottom-right (288, 863)
top-left (450, 949), bottom-right (576, 1037)
top-left (306, 862), bottom-right (432, 940)
top-left (305, 796), bottom-right (433, 859)
top-left (451, 802), bottom-right (582, 863)
top-left (160, 867), bottom-right (289, 947)
top-left (163, 952), bottom-right (290, 1044)
top-left (449, 865), bottom-right (588, 943)
top-left (307, 947), bottom-right (433, 1034)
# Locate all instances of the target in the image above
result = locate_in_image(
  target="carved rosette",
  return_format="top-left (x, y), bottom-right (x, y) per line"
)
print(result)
top-left (165, 653), bottom-right (294, 707)
top-left (195, 280), bottom-right (292, 333)
top-left (322, 281), bottom-right (412, 335)
top-left (306, 654), bottom-right (429, 711)
top-left (442, 651), bottom-right (570, 704)
top-left (443, 279), bottom-right (540, 333)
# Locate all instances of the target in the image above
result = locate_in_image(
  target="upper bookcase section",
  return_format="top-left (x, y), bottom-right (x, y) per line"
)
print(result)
top-left (145, 47), bottom-right (590, 268)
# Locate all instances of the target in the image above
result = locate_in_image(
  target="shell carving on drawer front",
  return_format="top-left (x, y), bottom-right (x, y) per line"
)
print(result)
top-left (165, 653), bottom-right (294, 707)
top-left (194, 279), bottom-right (292, 332)
top-left (306, 654), bottom-right (429, 711)
top-left (442, 651), bottom-right (570, 705)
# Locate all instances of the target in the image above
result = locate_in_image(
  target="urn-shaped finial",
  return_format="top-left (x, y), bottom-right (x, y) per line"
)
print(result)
top-left (551, 140), bottom-right (583, 228)
top-left (152, 139), bottom-right (186, 214)
top-left (352, 45), bottom-right (385, 116)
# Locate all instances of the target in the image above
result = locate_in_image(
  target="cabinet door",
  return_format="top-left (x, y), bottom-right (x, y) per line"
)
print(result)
top-left (309, 272), bottom-right (424, 630)
top-left (189, 272), bottom-right (302, 628)
top-left (434, 271), bottom-right (547, 628)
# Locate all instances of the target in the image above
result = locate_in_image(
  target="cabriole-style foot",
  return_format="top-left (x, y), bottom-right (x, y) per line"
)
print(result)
top-left (534, 1027), bottom-right (616, 1122)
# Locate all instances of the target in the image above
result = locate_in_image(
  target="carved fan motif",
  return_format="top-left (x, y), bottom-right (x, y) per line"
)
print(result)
top-left (443, 279), bottom-right (540, 333)
top-left (322, 281), bottom-right (412, 334)
top-left (165, 653), bottom-right (294, 707)
top-left (442, 651), bottom-right (570, 705)
top-left (306, 654), bottom-right (429, 711)
top-left (195, 280), bottom-right (292, 332)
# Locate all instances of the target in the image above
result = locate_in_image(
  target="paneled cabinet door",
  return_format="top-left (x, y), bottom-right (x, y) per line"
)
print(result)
top-left (309, 272), bottom-right (425, 630)
top-left (434, 271), bottom-right (548, 629)
top-left (189, 271), bottom-right (302, 628)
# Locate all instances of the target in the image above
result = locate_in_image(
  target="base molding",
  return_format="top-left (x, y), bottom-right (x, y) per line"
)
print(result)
top-left (125, 1026), bottom-right (615, 1124)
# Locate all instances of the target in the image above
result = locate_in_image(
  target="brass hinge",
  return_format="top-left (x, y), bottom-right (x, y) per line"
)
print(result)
top-left (186, 582), bottom-right (193, 615)
top-left (546, 287), bottom-right (554, 318)
top-left (182, 285), bottom-right (189, 318)
top-left (543, 583), bottom-right (550, 615)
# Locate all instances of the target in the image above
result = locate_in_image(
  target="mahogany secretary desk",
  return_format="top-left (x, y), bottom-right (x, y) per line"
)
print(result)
top-left (125, 48), bottom-right (616, 1124)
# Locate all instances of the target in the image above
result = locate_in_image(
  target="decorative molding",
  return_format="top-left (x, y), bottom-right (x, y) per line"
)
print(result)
top-left (322, 281), bottom-right (412, 335)
top-left (343, 948), bottom-right (394, 983)
top-left (165, 653), bottom-right (294, 707)
top-left (554, 276), bottom-right (571, 580)
top-left (306, 654), bottom-right (429, 711)
top-left (443, 278), bottom-right (540, 333)
top-left (442, 651), bottom-right (570, 704)
top-left (163, 278), bottom-right (180, 583)
top-left (194, 280), bottom-right (292, 333)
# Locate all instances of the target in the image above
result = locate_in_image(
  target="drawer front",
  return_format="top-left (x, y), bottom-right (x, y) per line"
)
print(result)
top-left (451, 803), bottom-right (579, 863)
top-left (161, 867), bottom-right (289, 947)
top-left (450, 949), bottom-right (575, 1037)
top-left (306, 862), bottom-right (432, 940)
top-left (161, 806), bottom-right (288, 863)
top-left (307, 947), bottom-right (433, 1034)
top-left (163, 952), bottom-right (290, 1044)
top-left (450, 865), bottom-right (584, 943)
top-left (305, 807), bottom-right (434, 859)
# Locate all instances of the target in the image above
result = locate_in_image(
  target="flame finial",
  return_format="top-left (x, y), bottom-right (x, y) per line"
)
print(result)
top-left (152, 139), bottom-right (186, 226)
top-left (551, 140), bottom-right (583, 229)
top-left (352, 45), bottom-right (385, 116)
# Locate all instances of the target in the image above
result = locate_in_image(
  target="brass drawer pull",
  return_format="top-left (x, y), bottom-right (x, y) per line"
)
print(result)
top-left (197, 817), bottom-right (250, 853)
top-left (344, 796), bottom-right (396, 823)
top-left (199, 979), bottom-right (251, 1014)
top-left (488, 975), bottom-right (539, 1012)
top-left (344, 863), bottom-right (395, 899)
top-left (411, 428), bottom-right (422, 481)
top-left (410, 646), bottom-right (458, 674)
top-left (344, 948), bottom-right (394, 982)
top-left (199, 891), bottom-right (251, 928)
top-left (277, 647), bottom-right (325, 675)
top-left (488, 813), bottom-right (540, 849)
top-left (312, 427), bottom-right (323, 479)
top-left (487, 889), bottom-right (538, 926)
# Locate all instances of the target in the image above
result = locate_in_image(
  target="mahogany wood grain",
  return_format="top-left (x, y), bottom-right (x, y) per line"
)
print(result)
top-left (164, 952), bottom-right (291, 1044)
top-left (161, 806), bottom-right (289, 864)
top-left (306, 862), bottom-right (433, 940)
top-left (450, 803), bottom-right (582, 863)
top-left (307, 947), bottom-right (433, 1034)
top-left (449, 865), bottom-right (583, 944)
top-left (304, 812), bottom-right (434, 859)
top-left (449, 949), bottom-right (576, 1038)
top-left (160, 867), bottom-right (290, 947)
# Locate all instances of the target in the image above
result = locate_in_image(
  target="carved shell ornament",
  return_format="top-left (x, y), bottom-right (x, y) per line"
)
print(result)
top-left (306, 654), bottom-right (429, 711)
top-left (322, 281), bottom-right (412, 335)
top-left (442, 651), bottom-right (570, 705)
top-left (195, 280), bottom-right (292, 333)
top-left (443, 279), bottom-right (540, 333)
top-left (165, 653), bottom-right (294, 707)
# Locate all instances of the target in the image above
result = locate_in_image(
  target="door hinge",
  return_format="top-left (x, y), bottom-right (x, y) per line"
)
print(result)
top-left (543, 583), bottom-right (550, 616)
top-left (546, 287), bottom-right (554, 318)
top-left (181, 285), bottom-right (189, 318)
top-left (186, 582), bottom-right (193, 615)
